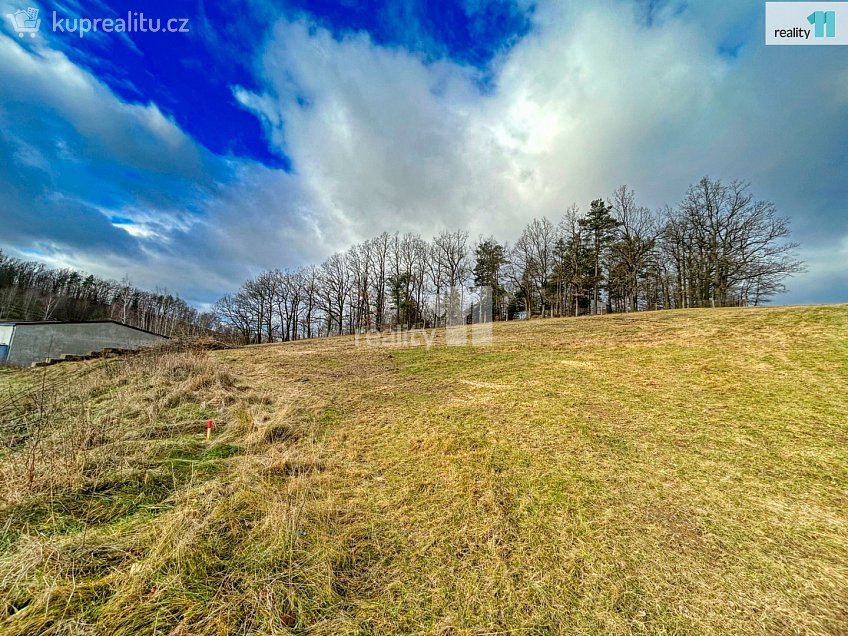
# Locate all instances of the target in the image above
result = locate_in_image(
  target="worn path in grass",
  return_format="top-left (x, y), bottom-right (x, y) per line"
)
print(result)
top-left (213, 305), bottom-right (848, 634)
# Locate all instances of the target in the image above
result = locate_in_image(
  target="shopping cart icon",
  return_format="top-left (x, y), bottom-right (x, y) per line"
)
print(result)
top-left (7, 7), bottom-right (41, 37)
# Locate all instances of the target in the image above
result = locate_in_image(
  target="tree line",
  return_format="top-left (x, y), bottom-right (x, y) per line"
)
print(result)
top-left (216, 177), bottom-right (805, 344)
top-left (0, 250), bottom-right (218, 337)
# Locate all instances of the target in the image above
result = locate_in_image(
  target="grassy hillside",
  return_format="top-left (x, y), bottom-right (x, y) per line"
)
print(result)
top-left (0, 306), bottom-right (846, 635)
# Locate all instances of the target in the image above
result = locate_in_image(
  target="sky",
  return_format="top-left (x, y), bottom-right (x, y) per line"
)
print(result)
top-left (0, 0), bottom-right (846, 307)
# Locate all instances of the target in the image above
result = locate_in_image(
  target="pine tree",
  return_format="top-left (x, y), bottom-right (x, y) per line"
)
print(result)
top-left (579, 199), bottom-right (621, 314)
top-left (473, 239), bottom-right (507, 320)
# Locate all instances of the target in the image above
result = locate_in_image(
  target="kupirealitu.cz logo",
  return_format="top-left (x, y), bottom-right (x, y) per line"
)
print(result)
top-left (6, 7), bottom-right (40, 37)
top-left (766, 2), bottom-right (847, 45)
top-left (6, 6), bottom-right (189, 38)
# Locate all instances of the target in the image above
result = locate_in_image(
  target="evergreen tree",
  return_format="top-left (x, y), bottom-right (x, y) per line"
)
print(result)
top-left (579, 199), bottom-right (621, 314)
top-left (473, 238), bottom-right (508, 320)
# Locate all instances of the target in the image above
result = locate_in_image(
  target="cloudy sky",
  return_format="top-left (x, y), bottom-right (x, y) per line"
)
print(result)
top-left (1, 0), bottom-right (845, 307)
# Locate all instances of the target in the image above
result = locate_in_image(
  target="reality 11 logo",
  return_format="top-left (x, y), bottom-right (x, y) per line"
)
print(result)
top-left (808, 10), bottom-right (836, 38)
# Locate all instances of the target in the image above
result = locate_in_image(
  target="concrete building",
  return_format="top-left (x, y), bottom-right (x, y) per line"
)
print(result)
top-left (0, 321), bottom-right (167, 367)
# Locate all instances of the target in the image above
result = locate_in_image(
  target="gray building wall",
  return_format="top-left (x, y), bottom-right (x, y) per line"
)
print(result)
top-left (4, 322), bottom-right (166, 366)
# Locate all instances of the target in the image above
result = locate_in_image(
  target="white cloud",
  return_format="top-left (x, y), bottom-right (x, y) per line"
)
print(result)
top-left (0, 35), bottom-right (206, 180)
top-left (235, 3), bottom-right (725, 243)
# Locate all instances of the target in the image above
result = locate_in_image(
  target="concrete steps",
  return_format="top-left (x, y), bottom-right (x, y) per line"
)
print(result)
top-left (30, 347), bottom-right (135, 368)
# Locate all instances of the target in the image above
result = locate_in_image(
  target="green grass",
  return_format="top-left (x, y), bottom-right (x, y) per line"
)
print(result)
top-left (0, 306), bottom-right (846, 634)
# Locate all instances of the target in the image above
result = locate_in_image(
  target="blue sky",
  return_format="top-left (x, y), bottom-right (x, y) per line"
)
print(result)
top-left (0, 0), bottom-right (846, 306)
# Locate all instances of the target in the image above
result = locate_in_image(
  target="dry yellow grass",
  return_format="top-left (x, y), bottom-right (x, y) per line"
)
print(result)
top-left (0, 305), bottom-right (846, 634)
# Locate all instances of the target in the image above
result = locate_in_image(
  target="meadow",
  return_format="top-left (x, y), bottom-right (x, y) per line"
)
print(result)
top-left (0, 305), bottom-right (846, 635)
